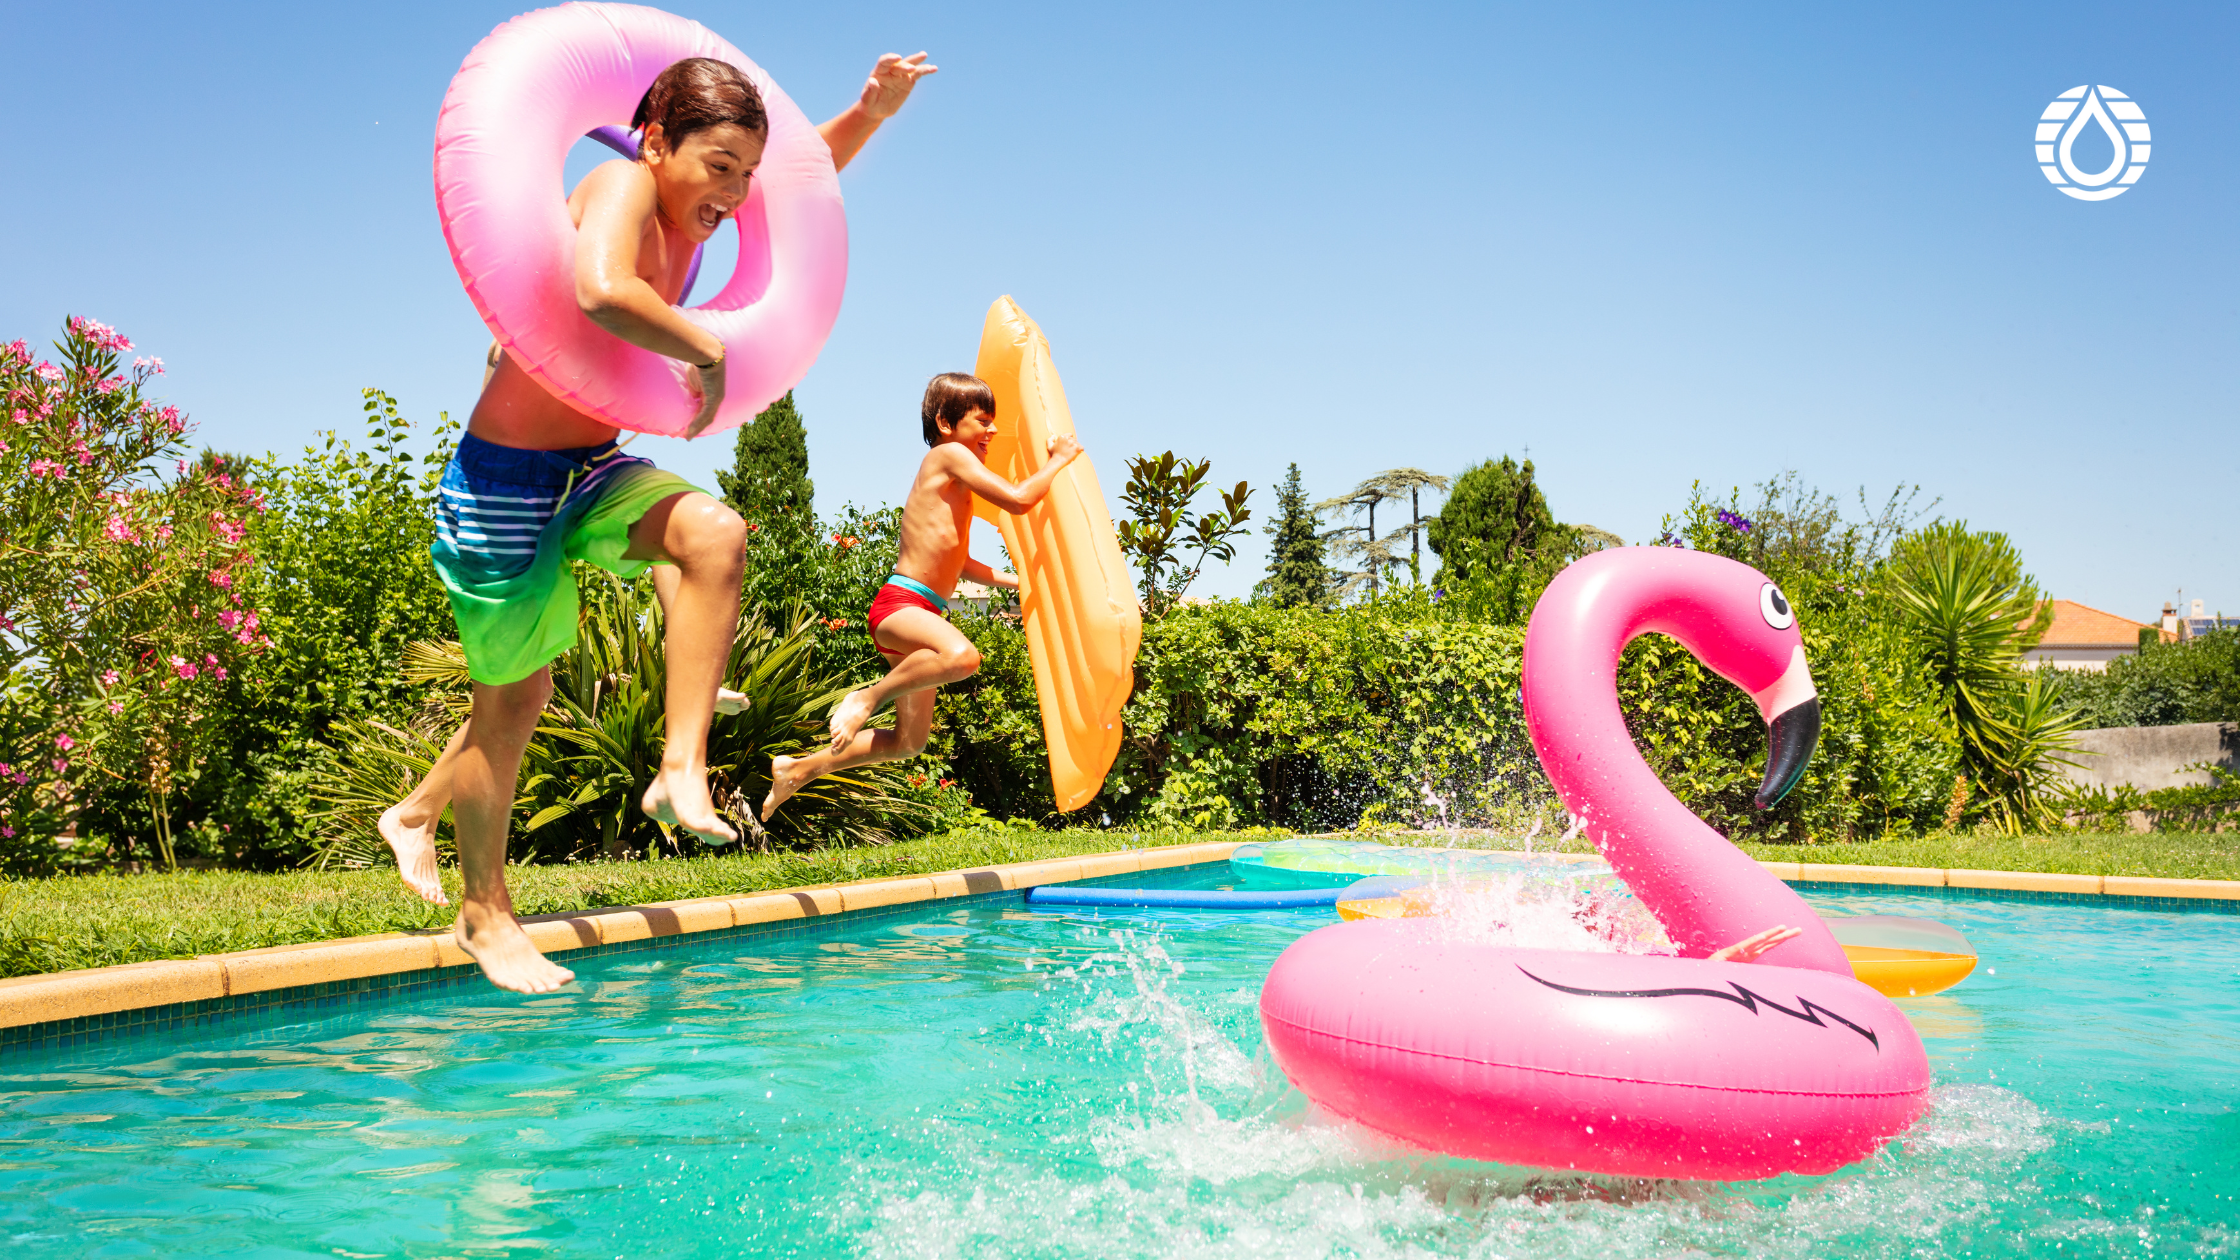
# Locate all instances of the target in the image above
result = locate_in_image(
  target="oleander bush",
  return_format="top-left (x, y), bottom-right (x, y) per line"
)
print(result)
top-left (0, 318), bottom-right (265, 874)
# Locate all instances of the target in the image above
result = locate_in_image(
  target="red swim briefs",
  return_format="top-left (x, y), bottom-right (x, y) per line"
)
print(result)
top-left (866, 582), bottom-right (945, 659)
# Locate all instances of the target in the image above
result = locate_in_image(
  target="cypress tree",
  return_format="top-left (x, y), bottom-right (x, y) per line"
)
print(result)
top-left (1260, 463), bottom-right (1328, 608)
top-left (1425, 455), bottom-right (1554, 582)
top-left (716, 392), bottom-right (814, 527)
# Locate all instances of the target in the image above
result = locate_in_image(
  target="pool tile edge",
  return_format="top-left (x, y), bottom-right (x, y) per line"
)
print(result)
top-left (1767, 861), bottom-right (2240, 900)
top-left (0, 840), bottom-right (1243, 1038)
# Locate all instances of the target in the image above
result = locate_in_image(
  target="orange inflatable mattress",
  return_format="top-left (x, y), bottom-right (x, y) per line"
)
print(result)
top-left (968, 297), bottom-right (1140, 811)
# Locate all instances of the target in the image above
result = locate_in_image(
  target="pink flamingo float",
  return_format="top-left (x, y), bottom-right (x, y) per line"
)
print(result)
top-left (1258, 548), bottom-right (1931, 1179)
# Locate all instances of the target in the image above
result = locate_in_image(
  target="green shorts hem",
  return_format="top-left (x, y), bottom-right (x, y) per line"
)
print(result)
top-left (434, 466), bottom-right (708, 686)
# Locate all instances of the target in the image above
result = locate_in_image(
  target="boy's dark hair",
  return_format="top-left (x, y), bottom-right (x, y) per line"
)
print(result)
top-left (633, 58), bottom-right (767, 151)
top-left (921, 373), bottom-right (995, 446)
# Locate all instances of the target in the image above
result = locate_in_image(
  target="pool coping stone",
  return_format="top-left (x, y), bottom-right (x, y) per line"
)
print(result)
top-left (2, 841), bottom-right (2233, 1056)
top-left (0, 840), bottom-right (1238, 1051)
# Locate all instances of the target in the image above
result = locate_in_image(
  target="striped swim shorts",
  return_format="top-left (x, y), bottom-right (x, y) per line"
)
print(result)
top-left (430, 432), bottom-right (706, 685)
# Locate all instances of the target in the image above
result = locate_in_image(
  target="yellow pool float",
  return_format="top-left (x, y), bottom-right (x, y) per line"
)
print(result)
top-left (1335, 891), bottom-right (1977, 997)
top-left (969, 298), bottom-right (1139, 811)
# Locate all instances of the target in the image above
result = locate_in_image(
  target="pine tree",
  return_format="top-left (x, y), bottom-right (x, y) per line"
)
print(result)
top-left (1259, 463), bottom-right (1327, 608)
top-left (1425, 455), bottom-right (1554, 582)
top-left (716, 392), bottom-right (814, 526)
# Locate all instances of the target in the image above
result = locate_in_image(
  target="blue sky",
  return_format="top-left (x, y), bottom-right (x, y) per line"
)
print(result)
top-left (4, 1), bottom-right (2233, 616)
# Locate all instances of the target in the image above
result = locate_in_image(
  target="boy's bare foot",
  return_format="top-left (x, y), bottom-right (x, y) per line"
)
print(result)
top-left (828, 687), bottom-right (876, 753)
top-left (454, 908), bottom-right (574, 994)
top-left (761, 754), bottom-right (815, 821)
top-left (378, 803), bottom-right (450, 906)
top-left (716, 687), bottom-right (747, 715)
top-left (642, 767), bottom-right (740, 845)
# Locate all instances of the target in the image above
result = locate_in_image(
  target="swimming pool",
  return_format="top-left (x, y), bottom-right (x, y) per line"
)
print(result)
top-left (0, 865), bottom-right (2233, 1257)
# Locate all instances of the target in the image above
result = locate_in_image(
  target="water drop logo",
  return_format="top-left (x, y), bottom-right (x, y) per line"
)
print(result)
top-left (2036, 86), bottom-right (2149, 201)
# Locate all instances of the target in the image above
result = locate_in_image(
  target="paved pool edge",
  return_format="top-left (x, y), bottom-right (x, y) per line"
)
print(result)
top-left (2, 846), bottom-right (2233, 1055)
top-left (0, 841), bottom-right (1242, 1054)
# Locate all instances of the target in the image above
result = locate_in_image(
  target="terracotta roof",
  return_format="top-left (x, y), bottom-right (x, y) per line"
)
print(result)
top-left (2030, 599), bottom-right (2163, 649)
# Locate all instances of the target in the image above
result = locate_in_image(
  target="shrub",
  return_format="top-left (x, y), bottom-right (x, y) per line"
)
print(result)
top-left (0, 319), bottom-right (262, 873)
top-left (932, 476), bottom-right (1964, 842)
top-left (2062, 627), bottom-right (2240, 729)
top-left (141, 391), bottom-right (460, 868)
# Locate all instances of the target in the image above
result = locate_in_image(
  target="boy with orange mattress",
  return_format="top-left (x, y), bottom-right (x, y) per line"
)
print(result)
top-left (760, 373), bottom-right (1080, 818)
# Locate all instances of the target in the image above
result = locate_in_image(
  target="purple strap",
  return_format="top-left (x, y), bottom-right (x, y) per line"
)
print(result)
top-left (583, 127), bottom-right (707, 302)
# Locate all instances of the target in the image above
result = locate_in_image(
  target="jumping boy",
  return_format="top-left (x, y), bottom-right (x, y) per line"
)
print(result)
top-left (759, 373), bottom-right (1080, 818)
top-left (381, 51), bottom-right (935, 994)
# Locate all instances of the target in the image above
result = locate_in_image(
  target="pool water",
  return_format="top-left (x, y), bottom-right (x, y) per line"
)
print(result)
top-left (1, 868), bottom-right (2235, 1258)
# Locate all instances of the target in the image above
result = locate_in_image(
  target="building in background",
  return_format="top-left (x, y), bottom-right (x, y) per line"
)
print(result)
top-left (2024, 600), bottom-right (2165, 671)
top-left (2164, 598), bottom-right (2234, 641)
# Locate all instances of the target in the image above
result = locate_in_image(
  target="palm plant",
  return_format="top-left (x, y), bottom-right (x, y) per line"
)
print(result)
top-left (1973, 668), bottom-right (2086, 832)
top-left (1885, 522), bottom-right (2076, 831)
top-left (311, 574), bottom-right (938, 867)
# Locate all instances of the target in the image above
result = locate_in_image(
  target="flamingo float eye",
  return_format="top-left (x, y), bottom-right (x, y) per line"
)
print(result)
top-left (1759, 583), bottom-right (1794, 630)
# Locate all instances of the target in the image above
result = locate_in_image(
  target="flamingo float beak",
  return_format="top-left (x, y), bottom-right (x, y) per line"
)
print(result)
top-left (1751, 645), bottom-right (1820, 810)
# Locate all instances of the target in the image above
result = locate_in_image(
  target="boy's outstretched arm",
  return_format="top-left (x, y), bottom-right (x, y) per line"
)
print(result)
top-left (961, 558), bottom-right (1018, 591)
top-left (820, 53), bottom-right (937, 172)
top-left (945, 434), bottom-right (1082, 515)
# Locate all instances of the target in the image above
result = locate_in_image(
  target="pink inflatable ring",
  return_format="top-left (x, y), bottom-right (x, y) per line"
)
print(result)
top-left (434, 3), bottom-right (847, 437)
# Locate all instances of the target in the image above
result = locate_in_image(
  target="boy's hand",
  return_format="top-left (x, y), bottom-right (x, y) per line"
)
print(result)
top-left (684, 357), bottom-right (727, 438)
top-left (859, 53), bottom-right (936, 121)
top-left (1046, 433), bottom-right (1082, 465)
top-left (1708, 924), bottom-right (1801, 964)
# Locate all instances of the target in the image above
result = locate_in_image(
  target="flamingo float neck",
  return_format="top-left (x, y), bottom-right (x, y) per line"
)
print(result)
top-left (1522, 548), bottom-right (1849, 974)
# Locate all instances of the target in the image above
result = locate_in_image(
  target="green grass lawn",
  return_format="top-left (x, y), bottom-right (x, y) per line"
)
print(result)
top-left (1425, 827), bottom-right (2240, 881)
top-left (1, 826), bottom-right (2231, 981)
top-left (1735, 830), bottom-right (2240, 881)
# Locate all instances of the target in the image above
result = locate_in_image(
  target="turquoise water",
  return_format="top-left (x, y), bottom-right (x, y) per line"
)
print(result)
top-left (1, 869), bottom-right (2235, 1258)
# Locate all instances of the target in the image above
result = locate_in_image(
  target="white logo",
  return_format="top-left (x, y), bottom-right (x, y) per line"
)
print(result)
top-left (2037, 86), bottom-right (2149, 201)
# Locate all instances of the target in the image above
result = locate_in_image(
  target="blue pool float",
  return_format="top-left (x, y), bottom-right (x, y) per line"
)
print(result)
top-left (1024, 876), bottom-right (1420, 910)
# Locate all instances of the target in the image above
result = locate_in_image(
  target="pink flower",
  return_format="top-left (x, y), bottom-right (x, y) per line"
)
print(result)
top-left (131, 356), bottom-right (164, 375)
top-left (204, 653), bottom-right (219, 667)
top-left (107, 701), bottom-right (123, 715)
top-left (217, 610), bottom-right (242, 631)
top-left (212, 665), bottom-right (227, 681)
top-left (33, 362), bottom-right (63, 383)
top-left (1, 828), bottom-right (13, 839)
top-left (174, 458), bottom-right (188, 478)
top-left (208, 570), bottom-right (233, 589)
top-left (100, 669), bottom-right (119, 687)
top-left (158, 405), bottom-right (182, 434)
top-left (72, 440), bottom-right (93, 466)
top-left (2, 339), bottom-right (26, 365)
top-left (51, 759), bottom-right (67, 774)
top-left (26, 459), bottom-right (62, 478)
top-left (156, 523), bottom-right (173, 541)
top-left (8, 410), bottom-right (23, 424)
top-left (103, 515), bottom-right (137, 544)
top-left (212, 516), bottom-right (246, 544)
top-left (0, 615), bottom-right (12, 633)
top-left (93, 376), bottom-right (123, 395)
top-left (54, 734), bottom-right (74, 751)
top-left (0, 763), bottom-right (11, 776)
top-left (68, 317), bottom-right (131, 353)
